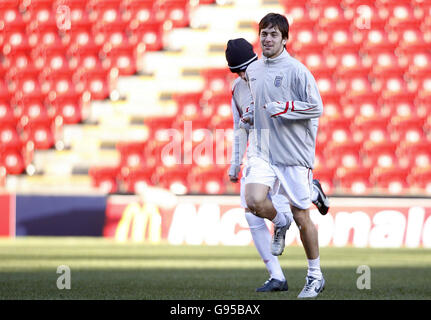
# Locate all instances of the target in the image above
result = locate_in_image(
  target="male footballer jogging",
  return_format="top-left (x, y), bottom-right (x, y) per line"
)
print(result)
top-left (241, 13), bottom-right (328, 298)
top-left (225, 37), bottom-right (329, 295)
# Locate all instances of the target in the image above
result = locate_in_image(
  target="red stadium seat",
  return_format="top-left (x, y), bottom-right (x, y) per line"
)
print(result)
top-left (157, 165), bottom-right (192, 195)
top-left (0, 101), bottom-right (18, 127)
top-left (211, 117), bottom-right (234, 131)
top-left (200, 68), bottom-right (235, 94)
top-left (16, 97), bottom-right (51, 128)
top-left (0, 79), bottom-right (12, 103)
top-left (371, 75), bottom-right (409, 99)
top-left (144, 116), bottom-right (177, 140)
top-left (309, 0), bottom-right (346, 15)
top-left (371, 167), bottom-right (410, 194)
top-left (314, 147), bottom-right (326, 170)
top-left (0, 0), bottom-right (20, 10)
top-left (67, 39), bottom-right (105, 71)
top-left (128, 21), bottom-right (164, 51)
top-left (380, 96), bottom-right (417, 118)
top-left (2, 41), bottom-right (34, 71)
top-left (21, 118), bottom-right (55, 150)
top-left (28, 31), bottom-right (65, 58)
top-left (404, 53), bottom-right (431, 82)
top-left (117, 140), bottom-right (149, 170)
top-left (295, 52), bottom-right (336, 78)
top-left (48, 94), bottom-right (84, 124)
top-left (408, 167), bottom-right (431, 195)
top-left (336, 166), bottom-right (373, 195)
top-left (351, 116), bottom-right (391, 144)
top-left (94, 20), bottom-right (133, 49)
top-left (122, 0), bottom-right (159, 26)
top-left (411, 73), bottom-right (431, 97)
top-left (146, 138), bottom-right (182, 168)
top-left (368, 52), bottom-right (408, 78)
top-left (41, 65), bottom-right (79, 94)
top-left (279, 0), bottom-right (309, 11)
top-left (88, 0), bottom-right (124, 25)
top-left (101, 43), bottom-right (138, 75)
top-left (36, 46), bottom-right (72, 75)
top-left (318, 117), bottom-right (353, 146)
top-left (342, 101), bottom-right (380, 120)
top-left (0, 144), bottom-right (26, 175)
top-left (388, 115), bottom-right (426, 143)
top-left (157, 0), bottom-right (190, 29)
top-left (290, 27), bottom-right (326, 55)
top-left (74, 68), bottom-right (115, 100)
top-left (348, 5), bottom-right (387, 34)
top-left (360, 28), bottom-right (399, 55)
top-left (206, 92), bottom-right (232, 122)
top-left (10, 70), bottom-right (47, 102)
top-left (315, 76), bottom-right (340, 103)
top-left (362, 140), bottom-right (398, 169)
top-left (189, 165), bottom-right (228, 195)
top-left (0, 124), bottom-right (21, 149)
top-left (318, 6), bottom-right (352, 31)
top-left (397, 141), bottom-right (431, 169)
top-left (326, 30), bottom-right (363, 57)
top-left (334, 53), bottom-right (371, 79)
top-left (2, 22), bottom-right (31, 58)
top-left (89, 165), bottom-right (120, 193)
top-left (64, 19), bottom-right (94, 48)
top-left (325, 141), bottom-right (362, 169)
top-left (283, 0), bottom-right (317, 31)
top-left (393, 29), bottom-right (430, 55)
top-left (336, 76), bottom-right (373, 98)
top-left (195, 0), bottom-right (215, 4)
top-left (172, 91), bottom-right (204, 121)
top-left (0, 5), bottom-right (25, 34)
top-left (121, 166), bottom-right (157, 194)
top-left (320, 96), bottom-right (342, 118)
top-left (383, 2), bottom-right (422, 31)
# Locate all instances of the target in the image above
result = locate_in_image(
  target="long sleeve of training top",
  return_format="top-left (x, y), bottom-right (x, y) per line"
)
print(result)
top-left (245, 49), bottom-right (323, 169)
top-left (230, 77), bottom-right (252, 166)
top-left (263, 70), bottom-right (323, 120)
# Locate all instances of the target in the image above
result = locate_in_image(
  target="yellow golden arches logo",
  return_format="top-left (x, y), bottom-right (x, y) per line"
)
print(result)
top-left (115, 202), bottom-right (162, 243)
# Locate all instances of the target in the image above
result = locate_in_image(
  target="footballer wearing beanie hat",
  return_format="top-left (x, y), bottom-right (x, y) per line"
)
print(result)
top-left (225, 38), bottom-right (258, 74)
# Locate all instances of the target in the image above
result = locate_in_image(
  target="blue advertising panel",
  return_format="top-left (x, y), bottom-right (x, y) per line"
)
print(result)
top-left (15, 195), bottom-right (107, 236)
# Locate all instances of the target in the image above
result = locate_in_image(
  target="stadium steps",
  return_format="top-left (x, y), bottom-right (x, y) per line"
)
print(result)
top-left (5, 174), bottom-right (97, 195)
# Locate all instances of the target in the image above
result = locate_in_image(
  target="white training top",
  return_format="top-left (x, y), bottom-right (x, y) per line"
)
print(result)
top-left (246, 49), bottom-right (323, 169)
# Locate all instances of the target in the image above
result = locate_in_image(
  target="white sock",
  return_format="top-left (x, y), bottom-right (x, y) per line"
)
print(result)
top-left (271, 211), bottom-right (287, 228)
top-left (283, 210), bottom-right (293, 226)
top-left (245, 211), bottom-right (285, 281)
top-left (265, 259), bottom-right (285, 281)
top-left (307, 256), bottom-right (322, 279)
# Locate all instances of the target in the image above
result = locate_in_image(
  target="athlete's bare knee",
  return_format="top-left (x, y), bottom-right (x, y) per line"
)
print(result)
top-left (292, 207), bottom-right (311, 229)
top-left (245, 194), bottom-right (266, 213)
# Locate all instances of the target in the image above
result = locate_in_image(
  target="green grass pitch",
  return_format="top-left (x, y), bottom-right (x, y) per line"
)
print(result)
top-left (0, 237), bottom-right (430, 300)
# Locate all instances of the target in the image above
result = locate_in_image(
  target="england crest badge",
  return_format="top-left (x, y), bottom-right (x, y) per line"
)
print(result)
top-left (274, 76), bottom-right (283, 87)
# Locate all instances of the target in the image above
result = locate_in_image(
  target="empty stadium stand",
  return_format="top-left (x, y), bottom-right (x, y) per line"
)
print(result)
top-left (1, 0), bottom-right (430, 196)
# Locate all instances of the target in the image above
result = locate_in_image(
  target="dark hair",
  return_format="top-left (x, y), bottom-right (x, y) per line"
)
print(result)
top-left (258, 13), bottom-right (289, 41)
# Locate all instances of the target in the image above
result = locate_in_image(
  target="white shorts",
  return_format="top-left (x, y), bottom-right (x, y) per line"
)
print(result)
top-left (240, 161), bottom-right (291, 213)
top-left (244, 156), bottom-right (313, 210)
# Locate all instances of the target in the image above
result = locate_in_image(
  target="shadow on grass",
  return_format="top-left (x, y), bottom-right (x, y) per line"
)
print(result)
top-left (1, 266), bottom-right (431, 300)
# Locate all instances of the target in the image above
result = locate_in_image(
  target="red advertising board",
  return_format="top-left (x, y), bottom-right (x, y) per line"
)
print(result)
top-left (104, 195), bottom-right (431, 248)
top-left (0, 194), bottom-right (14, 237)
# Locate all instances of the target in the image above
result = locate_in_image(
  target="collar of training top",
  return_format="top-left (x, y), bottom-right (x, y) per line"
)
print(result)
top-left (262, 49), bottom-right (289, 64)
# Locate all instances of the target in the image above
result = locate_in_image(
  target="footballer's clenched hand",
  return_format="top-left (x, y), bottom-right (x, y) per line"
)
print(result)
top-left (228, 164), bottom-right (241, 183)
